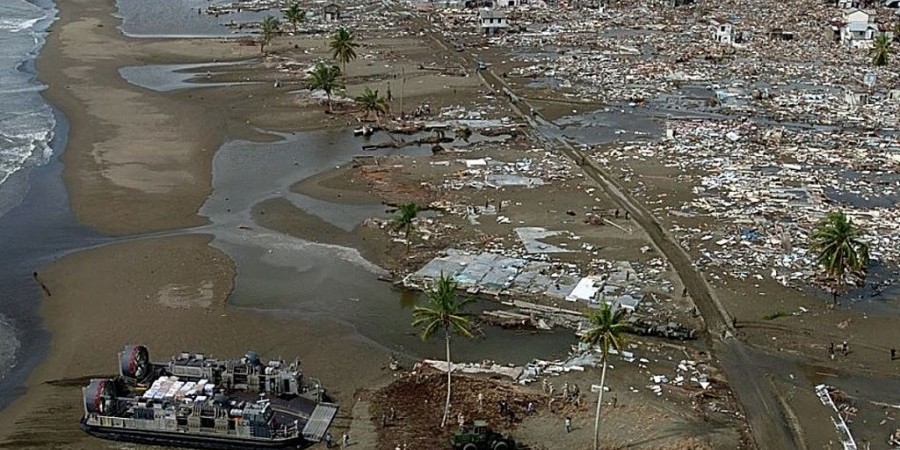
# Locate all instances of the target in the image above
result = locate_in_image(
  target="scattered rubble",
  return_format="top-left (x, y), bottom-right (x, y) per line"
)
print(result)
top-left (597, 119), bottom-right (900, 291)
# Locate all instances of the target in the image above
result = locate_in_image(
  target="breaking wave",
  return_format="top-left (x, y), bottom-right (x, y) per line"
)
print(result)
top-left (0, 315), bottom-right (19, 382)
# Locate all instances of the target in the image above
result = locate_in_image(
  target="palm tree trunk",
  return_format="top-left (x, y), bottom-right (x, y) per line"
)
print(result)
top-left (326, 93), bottom-right (332, 113)
top-left (405, 227), bottom-right (411, 253)
top-left (593, 353), bottom-right (608, 450)
top-left (441, 330), bottom-right (452, 428)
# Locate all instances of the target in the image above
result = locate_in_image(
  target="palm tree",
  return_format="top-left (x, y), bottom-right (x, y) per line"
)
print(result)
top-left (455, 127), bottom-right (472, 142)
top-left (329, 28), bottom-right (359, 75)
top-left (259, 16), bottom-right (280, 54)
top-left (355, 86), bottom-right (389, 121)
top-left (394, 202), bottom-right (419, 252)
top-left (284, 3), bottom-right (304, 33)
top-left (871, 33), bottom-right (891, 67)
top-left (306, 62), bottom-right (344, 112)
top-left (412, 273), bottom-right (474, 428)
top-left (811, 210), bottom-right (870, 302)
top-left (581, 303), bottom-right (628, 450)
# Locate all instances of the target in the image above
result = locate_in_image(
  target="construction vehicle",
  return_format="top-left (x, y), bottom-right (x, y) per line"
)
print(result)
top-left (451, 420), bottom-right (515, 450)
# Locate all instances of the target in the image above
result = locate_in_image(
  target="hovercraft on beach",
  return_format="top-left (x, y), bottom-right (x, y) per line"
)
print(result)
top-left (80, 345), bottom-right (337, 450)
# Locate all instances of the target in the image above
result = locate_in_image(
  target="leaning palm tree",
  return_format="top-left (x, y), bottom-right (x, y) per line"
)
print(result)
top-left (412, 273), bottom-right (474, 428)
top-left (283, 3), bottom-right (304, 33)
top-left (329, 28), bottom-right (359, 75)
top-left (354, 86), bottom-right (389, 121)
top-left (871, 33), bottom-right (891, 67)
top-left (811, 210), bottom-right (870, 302)
top-left (306, 62), bottom-right (344, 112)
top-left (455, 126), bottom-right (472, 142)
top-left (259, 16), bottom-right (280, 53)
top-left (581, 303), bottom-right (628, 450)
top-left (394, 202), bottom-right (419, 252)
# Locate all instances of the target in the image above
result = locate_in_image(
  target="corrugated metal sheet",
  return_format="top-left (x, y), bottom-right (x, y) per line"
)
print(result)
top-left (301, 403), bottom-right (338, 442)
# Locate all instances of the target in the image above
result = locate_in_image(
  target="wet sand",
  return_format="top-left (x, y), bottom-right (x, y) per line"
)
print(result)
top-left (0, 1), bottom-right (571, 448)
top-left (0, 234), bottom-right (398, 449)
top-left (0, 0), bottom-right (377, 446)
top-left (0, 0), bottom-right (844, 447)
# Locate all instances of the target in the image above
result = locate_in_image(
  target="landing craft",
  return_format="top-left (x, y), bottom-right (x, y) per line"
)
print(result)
top-left (81, 345), bottom-right (337, 449)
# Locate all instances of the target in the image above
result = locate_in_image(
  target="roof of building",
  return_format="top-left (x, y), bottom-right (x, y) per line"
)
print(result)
top-left (844, 8), bottom-right (874, 17)
top-left (847, 22), bottom-right (877, 32)
top-left (479, 9), bottom-right (508, 19)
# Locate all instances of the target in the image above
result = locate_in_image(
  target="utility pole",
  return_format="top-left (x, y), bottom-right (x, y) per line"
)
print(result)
top-left (400, 66), bottom-right (405, 119)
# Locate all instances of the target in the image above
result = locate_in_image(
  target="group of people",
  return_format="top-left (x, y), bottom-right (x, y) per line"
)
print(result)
top-left (323, 431), bottom-right (351, 449)
top-left (542, 379), bottom-right (582, 413)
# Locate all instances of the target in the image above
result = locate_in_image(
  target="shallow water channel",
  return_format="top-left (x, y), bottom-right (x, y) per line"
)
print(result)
top-left (198, 128), bottom-right (576, 365)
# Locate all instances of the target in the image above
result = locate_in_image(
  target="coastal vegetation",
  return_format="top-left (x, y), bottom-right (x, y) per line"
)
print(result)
top-left (330, 28), bottom-right (359, 75)
top-left (259, 16), bottom-right (280, 53)
top-left (355, 86), bottom-right (389, 121)
top-left (394, 202), bottom-right (419, 252)
top-left (811, 210), bottom-right (870, 302)
top-left (283, 3), bottom-right (305, 33)
top-left (581, 303), bottom-right (628, 450)
top-left (306, 62), bottom-right (343, 112)
top-left (872, 33), bottom-right (891, 66)
top-left (411, 274), bottom-right (474, 428)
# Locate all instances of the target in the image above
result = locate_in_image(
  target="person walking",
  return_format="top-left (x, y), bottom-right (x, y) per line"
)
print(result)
top-left (564, 417), bottom-right (572, 433)
top-left (891, 348), bottom-right (896, 360)
top-left (390, 406), bottom-right (397, 421)
top-left (342, 432), bottom-right (350, 448)
top-left (324, 432), bottom-right (333, 448)
top-left (477, 392), bottom-right (484, 408)
top-left (842, 341), bottom-right (849, 356)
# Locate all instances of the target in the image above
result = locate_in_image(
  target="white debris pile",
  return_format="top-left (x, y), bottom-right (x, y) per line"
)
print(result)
top-left (437, 148), bottom-right (576, 192)
top-left (404, 248), bottom-right (664, 308)
top-left (597, 119), bottom-right (900, 289)
top-left (434, 0), bottom-right (900, 127)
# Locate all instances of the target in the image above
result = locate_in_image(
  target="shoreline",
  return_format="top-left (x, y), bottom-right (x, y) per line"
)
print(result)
top-left (35, 0), bottom-right (219, 236)
top-left (0, 0), bottom-right (486, 446)
top-left (8, 0), bottom-right (895, 447)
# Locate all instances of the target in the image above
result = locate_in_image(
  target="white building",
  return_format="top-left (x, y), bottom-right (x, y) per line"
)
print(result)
top-left (840, 9), bottom-right (879, 48)
top-left (710, 18), bottom-right (734, 44)
top-left (496, 0), bottom-right (530, 6)
top-left (478, 10), bottom-right (508, 36)
top-left (710, 18), bottom-right (749, 45)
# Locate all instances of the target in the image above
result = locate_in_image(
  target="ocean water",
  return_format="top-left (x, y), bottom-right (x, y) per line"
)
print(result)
top-left (0, 0), bottom-right (57, 383)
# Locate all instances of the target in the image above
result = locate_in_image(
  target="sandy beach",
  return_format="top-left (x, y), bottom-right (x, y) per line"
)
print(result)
top-left (1, 0), bottom-right (896, 448)
top-left (0, 0), bottom-right (538, 447)
top-left (0, 0), bottom-right (394, 446)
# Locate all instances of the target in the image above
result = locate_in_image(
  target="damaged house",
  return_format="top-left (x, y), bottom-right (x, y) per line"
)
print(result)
top-left (478, 9), bottom-right (508, 36)
top-left (710, 17), bottom-right (749, 45)
top-left (838, 9), bottom-right (880, 48)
